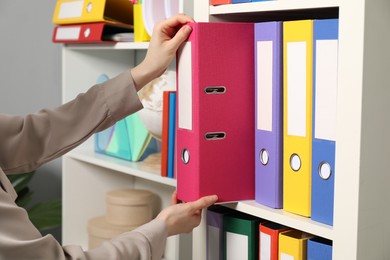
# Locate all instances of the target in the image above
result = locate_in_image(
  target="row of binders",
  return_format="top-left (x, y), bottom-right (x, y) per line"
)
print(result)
top-left (175, 19), bottom-right (338, 226)
top-left (51, 0), bottom-right (180, 43)
top-left (207, 205), bottom-right (332, 260)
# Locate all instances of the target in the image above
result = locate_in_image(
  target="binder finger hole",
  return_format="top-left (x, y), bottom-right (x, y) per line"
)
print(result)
top-left (181, 148), bottom-right (190, 164)
top-left (204, 132), bottom-right (226, 140)
top-left (259, 149), bottom-right (269, 165)
top-left (204, 86), bottom-right (226, 94)
top-left (319, 161), bottom-right (332, 180)
top-left (86, 2), bottom-right (93, 13)
top-left (290, 153), bottom-right (301, 172)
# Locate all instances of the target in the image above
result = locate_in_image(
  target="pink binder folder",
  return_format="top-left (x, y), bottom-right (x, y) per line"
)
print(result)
top-left (176, 22), bottom-right (255, 202)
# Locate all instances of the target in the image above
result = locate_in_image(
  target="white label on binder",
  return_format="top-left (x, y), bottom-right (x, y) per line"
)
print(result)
top-left (207, 226), bottom-right (220, 260)
top-left (315, 39), bottom-right (338, 141)
top-left (287, 42), bottom-right (307, 137)
top-left (281, 253), bottom-right (295, 260)
top-left (178, 42), bottom-right (193, 130)
top-left (56, 27), bottom-right (81, 40)
top-left (58, 0), bottom-right (84, 19)
top-left (226, 232), bottom-right (248, 260)
top-left (260, 231), bottom-right (271, 260)
top-left (257, 41), bottom-right (273, 131)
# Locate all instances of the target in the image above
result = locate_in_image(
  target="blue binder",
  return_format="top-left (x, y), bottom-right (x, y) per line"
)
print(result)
top-left (311, 19), bottom-right (339, 225)
top-left (307, 237), bottom-right (332, 260)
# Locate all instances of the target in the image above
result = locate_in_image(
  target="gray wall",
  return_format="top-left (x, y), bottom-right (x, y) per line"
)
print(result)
top-left (0, 1), bottom-right (62, 241)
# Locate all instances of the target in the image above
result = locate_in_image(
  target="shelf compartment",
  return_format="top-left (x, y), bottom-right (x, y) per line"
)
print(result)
top-left (65, 148), bottom-right (176, 187)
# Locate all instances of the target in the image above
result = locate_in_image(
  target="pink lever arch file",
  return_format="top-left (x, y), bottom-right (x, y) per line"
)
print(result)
top-left (176, 22), bottom-right (255, 202)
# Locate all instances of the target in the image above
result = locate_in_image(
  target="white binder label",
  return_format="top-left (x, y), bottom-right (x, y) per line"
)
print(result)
top-left (178, 42), bottom-right (193, 130)
top-left (58, 0), bottom-right (84, 19)
top-left (281, 253), bottom-right (295, 260)
top-left (260, 231), bottom-right (271, 260)
top-left (287, 42), bottom-right (307, 137)
top-left (226, 232), bottom-right (248, 260)
top-left (55, 27), bottom-right (81, 40)
top-left (315, 39), bottom-right (338, 141)
top-left (207, 226), bottom-right (220, 260)
top-left (257, 41), bottom-right (273, 131)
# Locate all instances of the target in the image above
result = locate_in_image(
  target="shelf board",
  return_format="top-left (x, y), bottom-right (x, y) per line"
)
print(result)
top-left (209, 0), bottom-right (339, 22)
top-left (210, 0), bottom-right (339, 14)
top-left (64, 41), bottom-right (149, 50)
top-left (64, 148), bottom-right (176, 187)
top-left (222, 200), bottom-right (333, 240)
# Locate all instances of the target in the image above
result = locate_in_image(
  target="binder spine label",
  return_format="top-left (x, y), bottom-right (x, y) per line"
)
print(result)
top-left (177, 42), bottom-right (193, 130)
top-left (287, 41), bottom-right (307, 137)
top-left (56, 26), bottom-right (81, 40)
top-left (58, 0), bottom-right (84, 19)
top-left (315, 39), bottom-right (338, 140)
top-left (257, 40), bottom-right (273, 132)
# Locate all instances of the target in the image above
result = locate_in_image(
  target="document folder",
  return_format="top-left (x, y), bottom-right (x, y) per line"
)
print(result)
top-left (259, 222), bottom-right (289, 260)
top-left (307, 237), bottom-right (333, 260)
top-left (206, 205), bottom-right (237, 260)
top-left (279, 230), bottom-right (314, 260)
top-left (176, 22), bottom-right (255, 202)
top-left (224, 212), bottom-right (262, 260)
top-left (311, 19), bottom-right (339, 226)
top-left (52, 22), bottom-right (133, 43)
top-left (254, 21), bottom-right (283, 209)
top-left (283, 20), bottom-right (314, 217)
top-left (161, 91), bottom-right (172, 177)
top-left (53, 0), bottom-right (133, 26)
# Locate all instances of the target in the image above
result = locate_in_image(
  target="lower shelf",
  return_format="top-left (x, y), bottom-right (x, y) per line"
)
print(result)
top-left (223, 200), bottom-right (333, 240)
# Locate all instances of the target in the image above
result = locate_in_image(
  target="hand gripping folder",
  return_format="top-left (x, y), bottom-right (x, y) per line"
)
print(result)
top-left (176, 22), bottom-right (255, 202)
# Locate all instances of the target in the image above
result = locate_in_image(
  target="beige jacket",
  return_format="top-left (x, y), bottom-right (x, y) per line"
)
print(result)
top-left (0, 70), bottom-right (167, 260)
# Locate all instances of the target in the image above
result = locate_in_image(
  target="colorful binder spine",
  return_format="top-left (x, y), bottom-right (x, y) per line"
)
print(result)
top-left (176, 22), bottom-right (255, 202)
top-left (311, 19), bottom-right (339, 226)
top-left (255, 21), bottom-right (283, 209)
top-left (283, 20), bottom-right (314, 217)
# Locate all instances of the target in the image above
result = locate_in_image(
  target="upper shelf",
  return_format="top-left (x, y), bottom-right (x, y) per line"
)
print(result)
top-left (209, 0), bottom-right (339, 22)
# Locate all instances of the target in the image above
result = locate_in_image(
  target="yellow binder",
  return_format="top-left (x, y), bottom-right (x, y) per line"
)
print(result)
top-left (53, 0), bottom-right (134, 26)
top-left (283, 20), bottom-right (313, 217)
top-left (278, 230), bottom-right (314, 260)
top-left (134, 3), bottom-right (150, 42)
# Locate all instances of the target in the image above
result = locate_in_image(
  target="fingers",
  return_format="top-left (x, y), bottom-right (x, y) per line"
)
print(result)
top-left (170, 190), bottom-right (178, 205)
top-left (189, 195), bottom-right (218, 212)
top-left (164, 13), bottom-right (194, 29)
top-left (169, 25), bottom-right (192, 48)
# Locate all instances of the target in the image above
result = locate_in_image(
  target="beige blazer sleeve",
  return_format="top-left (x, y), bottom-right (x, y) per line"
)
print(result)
top-left (0, 70), bottom-right (168, 260)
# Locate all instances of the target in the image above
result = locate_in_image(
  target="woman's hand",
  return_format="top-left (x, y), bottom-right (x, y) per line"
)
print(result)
top-left (156, 191), bottom-right (218, 236)
top-left (131, 14), bottom-right (194, 91)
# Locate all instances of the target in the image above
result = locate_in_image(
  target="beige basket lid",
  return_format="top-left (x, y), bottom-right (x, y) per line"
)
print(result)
top-left (87, 216), bottom-right (137, 239)
top-left (106, 189), bottom-right (157, 206)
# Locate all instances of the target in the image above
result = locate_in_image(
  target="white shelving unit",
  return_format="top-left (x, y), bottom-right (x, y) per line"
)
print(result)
top-left (61, 0), bottom-right (390, 259)
top-left (191, 0), bottom-right (390, 260)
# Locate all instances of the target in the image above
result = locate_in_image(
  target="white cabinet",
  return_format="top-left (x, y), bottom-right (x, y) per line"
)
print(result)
top-left (191, 0), bottom-right (390, 259)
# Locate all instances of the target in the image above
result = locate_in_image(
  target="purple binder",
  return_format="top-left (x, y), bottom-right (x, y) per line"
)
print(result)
top-left (254, 22), bottom-right (283, 209)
